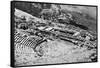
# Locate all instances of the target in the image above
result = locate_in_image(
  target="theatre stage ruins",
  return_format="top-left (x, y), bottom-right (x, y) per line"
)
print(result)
top-left (13, 3), bottom-right (97, 66)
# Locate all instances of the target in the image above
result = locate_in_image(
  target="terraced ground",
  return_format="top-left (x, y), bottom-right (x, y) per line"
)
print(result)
top-left (14, 33), bottom-right (96, 66)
